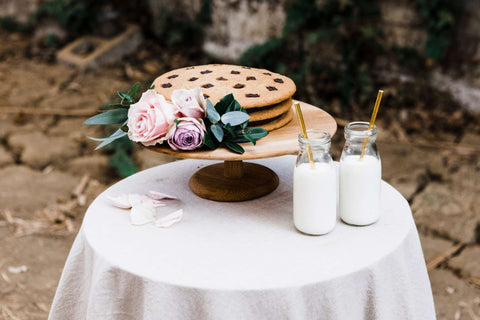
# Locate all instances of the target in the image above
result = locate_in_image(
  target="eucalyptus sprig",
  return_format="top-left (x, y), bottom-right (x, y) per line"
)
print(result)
top-left (203, 94), bottom-right (268, 154)
top-left (84, 82), bottom-right (141, 149)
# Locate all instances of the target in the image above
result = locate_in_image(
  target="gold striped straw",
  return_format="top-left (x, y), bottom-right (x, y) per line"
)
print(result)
top-left (294, 102), bottom-right (315, 169)
top-left (360, 90), bottom-right (384, 160)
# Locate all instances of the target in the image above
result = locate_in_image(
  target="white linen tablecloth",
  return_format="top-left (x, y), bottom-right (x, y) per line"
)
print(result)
top-left (49, 155), bottom-right (436, 320)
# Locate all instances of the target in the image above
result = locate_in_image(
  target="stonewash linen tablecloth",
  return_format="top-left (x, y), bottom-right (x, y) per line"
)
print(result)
top-left (49, 155), bottom-right (436, 320)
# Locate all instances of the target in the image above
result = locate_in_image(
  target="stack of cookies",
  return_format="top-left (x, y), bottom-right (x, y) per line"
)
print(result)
top-left (152, 64), bottom-right (296, 131)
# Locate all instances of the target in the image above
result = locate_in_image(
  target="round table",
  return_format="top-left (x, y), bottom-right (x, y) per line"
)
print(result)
top-left (49, 156), bottom-right (436, 320)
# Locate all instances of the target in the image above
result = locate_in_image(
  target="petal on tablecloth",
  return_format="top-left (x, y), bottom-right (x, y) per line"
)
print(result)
top-left (154, 209), bottom-right (183, 228)
top-left (147, 190), bottom-right (178, 200)
top-left (130, 202), bottom-right (158, 225)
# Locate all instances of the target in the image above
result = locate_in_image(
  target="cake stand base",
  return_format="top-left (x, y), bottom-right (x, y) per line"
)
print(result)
top-left (189, 160), bottom-right (279, 202)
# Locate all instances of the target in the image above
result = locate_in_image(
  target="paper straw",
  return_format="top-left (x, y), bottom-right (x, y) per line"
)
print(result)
top-left (294, 102), bottom-right (315, 169)
top-left (360, 90), bottom-right (384, 160)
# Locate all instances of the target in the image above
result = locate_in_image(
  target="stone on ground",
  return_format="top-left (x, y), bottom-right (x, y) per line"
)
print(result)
top-left (419, 233), bottom-right (456, 262)
top-left (429, 269), bottom-right (480, 320)
top-left (66, 155), bottom-right (110, 181)
top-left (8, 131), bottom-right (82, 169)
top-left (0, 166), bottom-right (79, 218)
top-left (0, 233), bottom-right (76, 320)
top-left (0, 145), bottom-right (14, 166)
top-left (448, 246), bottom-right (480, 279)
top-left (412, 182), bottom-right (479, 244)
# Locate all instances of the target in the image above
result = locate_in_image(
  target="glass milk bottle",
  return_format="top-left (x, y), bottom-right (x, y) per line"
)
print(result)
top-left (293, 129), bottom-right (336, 235)
top-left (339, 122), bottom-right (382, 226)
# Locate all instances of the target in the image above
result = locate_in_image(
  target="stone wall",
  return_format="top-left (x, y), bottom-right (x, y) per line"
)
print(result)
top-left (0, 0), bottom-right (40, 23)
top-left (1, 0), bottom-right (479, 67)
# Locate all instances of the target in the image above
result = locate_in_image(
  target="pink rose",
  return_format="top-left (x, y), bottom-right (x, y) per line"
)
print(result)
top-left (171, 87), bottom-right (206, 119)
top-left (127, 89), bottom-right (179, 146)
top-left (167, 117), bottom-right (206, 151)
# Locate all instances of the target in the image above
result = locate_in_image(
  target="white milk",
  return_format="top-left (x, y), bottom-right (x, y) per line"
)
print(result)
top-left (293, 162), bottom-right (337, 235)
top-left (339, 155), bottom-right (381, 225)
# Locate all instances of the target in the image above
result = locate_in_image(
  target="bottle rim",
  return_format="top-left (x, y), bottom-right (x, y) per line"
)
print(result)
top-left (298, 129), bottom-right (331, 147)
top-left (345, 121), bottom-right (377, 137)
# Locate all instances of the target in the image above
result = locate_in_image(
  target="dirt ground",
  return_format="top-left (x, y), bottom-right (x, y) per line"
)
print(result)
top-left (0, 31), bottom-right (479, 319)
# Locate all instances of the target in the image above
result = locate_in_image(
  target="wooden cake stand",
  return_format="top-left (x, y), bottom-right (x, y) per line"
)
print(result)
top-left (147, 101), bottom-right (337, 202)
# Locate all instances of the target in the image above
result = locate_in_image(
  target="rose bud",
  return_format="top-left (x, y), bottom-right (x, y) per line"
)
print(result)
top-left (171, 87), bottom-right (206, 119)
top-left (167, 117), bottom-right (206, 151)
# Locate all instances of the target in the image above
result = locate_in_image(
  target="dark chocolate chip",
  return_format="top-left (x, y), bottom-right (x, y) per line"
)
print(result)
top-left (266, 86), bottom-right (278, 91)
top-left (233, 83), bottom-right (245, 89)
top-left (246, 76), bottom-right (256, 80)
top-left (167, 75), bottom-right (178, 79)
top-left (200, 70), bottom-right (212, 74)
top-left (186, 67), bottom-right (195, 70)
top-left (263, 72), bottom-right (272, 76)
top-left (274, 78), bottom-right (284, 83)
top-left (161, 83), bottom-right (172, 88)
top-left (246, 93), bottom-right (260, 98)
top-left (188, 77), bottom-right (198, 81)
top-left (231, 70), bottom-right (240, 74)
top-left (203, 94), bottom-right (210, 98)
top-left (202, 83), bottom-right (214, 88)
top-left (216, 77), bottom-right (228, 81)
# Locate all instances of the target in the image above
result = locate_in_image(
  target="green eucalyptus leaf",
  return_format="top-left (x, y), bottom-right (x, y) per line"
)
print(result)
top-left (223, 123), bottom-right (236, 137)
top-left (117, 91), bottom-right (133, 103)
top-left (243, 134), bottom-right (256, 145)
top-left (244, 127), bottom-right (269, 140)
top-left (207, 99), bottom-right (220, 123)
top-left (221, 111), bottom-right (250, 126)
top-left (210, 124), bottom-right (224, 142)
top-left (226, 100), bottom-right (243, 112)
top-left (88, 128), bottom-right (128, 150)
top-left (84, 108), bottom-right (128, 125)
top-left (215, 93), bottom-right (234, 115)
top-left (127, 82), bottom-right (141, 101)
top-left (225, 141), bottom-right (245, 154)
top-left (102, 103), bottom-right (130, 110)
top-left (203, 130), bottom-right (218, 149)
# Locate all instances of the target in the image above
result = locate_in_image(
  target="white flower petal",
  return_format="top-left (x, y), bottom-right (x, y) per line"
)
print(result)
top-left (154, 209), bottom-right (183, 228)
top-left (130, 202), bottom-right (158, 225)
top-left (128, 194), bottom-right (152, 207)
top-left (151, 200), bottom-right (167, 208)
top-left (147, 190), bottom-right (178, 200)
top-left (107, 194), bottom-right (132, 209)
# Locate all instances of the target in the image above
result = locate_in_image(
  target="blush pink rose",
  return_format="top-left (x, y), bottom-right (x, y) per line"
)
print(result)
top-left (167, 117), bottom-right (206, 151)
top-left (171, 87), bottom-right (206, 119)
top-left (127, 89), bottom-right (179, 146)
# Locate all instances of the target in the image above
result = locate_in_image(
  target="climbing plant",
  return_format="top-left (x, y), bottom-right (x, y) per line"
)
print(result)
top-left (414, 0), bottom-right (465, 60)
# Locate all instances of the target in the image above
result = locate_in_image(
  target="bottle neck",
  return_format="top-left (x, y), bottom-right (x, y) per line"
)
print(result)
top-left (344, 121), bottom-right (377, 144)
top-left (298, 129), bottom-right (332, 152)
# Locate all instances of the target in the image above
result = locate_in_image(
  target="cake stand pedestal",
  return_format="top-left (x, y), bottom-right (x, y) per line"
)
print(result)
top-left (147, 101), bottom-right (337, 202)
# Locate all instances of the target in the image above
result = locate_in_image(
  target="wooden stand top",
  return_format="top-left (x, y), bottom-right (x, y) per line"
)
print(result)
top-left (147, 101), bottom-right (337, 161)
